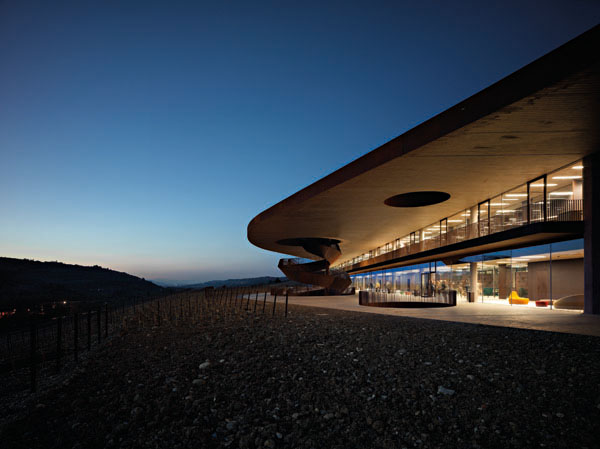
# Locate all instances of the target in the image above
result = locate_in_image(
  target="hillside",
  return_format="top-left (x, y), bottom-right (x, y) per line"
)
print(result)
top-left (0, 257), bottom-right (164, 309)
top-left (185, 276), bottom-right (286, 289)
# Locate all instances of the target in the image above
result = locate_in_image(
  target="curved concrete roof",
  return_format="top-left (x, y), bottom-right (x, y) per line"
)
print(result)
top-left (248, 25), bottom-right (600, 262)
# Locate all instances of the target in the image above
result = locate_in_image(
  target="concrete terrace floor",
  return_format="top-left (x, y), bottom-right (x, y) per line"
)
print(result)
top-left (259, 293), bottom-right (600, 337)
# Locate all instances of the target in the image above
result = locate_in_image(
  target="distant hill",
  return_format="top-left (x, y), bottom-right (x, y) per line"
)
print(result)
top-left (184, 276), bottom-right (287, 289)
top-left (0, 257), bottom-right (165, 309)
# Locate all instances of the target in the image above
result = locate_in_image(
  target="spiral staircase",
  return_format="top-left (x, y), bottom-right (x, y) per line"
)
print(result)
top-left (277, 238), bottom-right (351, 293)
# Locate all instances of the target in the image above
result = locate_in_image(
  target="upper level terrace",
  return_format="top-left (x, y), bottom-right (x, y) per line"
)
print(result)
top-left (336, 161), bottom-right (584, 273)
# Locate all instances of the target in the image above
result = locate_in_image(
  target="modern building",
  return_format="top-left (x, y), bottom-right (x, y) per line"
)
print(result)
top-left (248, 26), bottom-right (600, 314)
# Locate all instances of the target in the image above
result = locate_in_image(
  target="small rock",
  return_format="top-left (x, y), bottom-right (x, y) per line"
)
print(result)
top-left (199, 361), bottom-right (211, 370)
top-left (437, 386), bottom-right (455, 396)
top-left (372, 420), bottom-right (384, 432)
top-left (264, 439), bottom-right (276, 448)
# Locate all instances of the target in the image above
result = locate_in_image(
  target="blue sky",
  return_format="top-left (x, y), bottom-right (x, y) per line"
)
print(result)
top-left (1, 1), bottom-right (599, 283)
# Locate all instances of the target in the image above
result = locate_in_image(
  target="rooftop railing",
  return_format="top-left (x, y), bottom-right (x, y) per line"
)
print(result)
top-left (338, 199), bottom-right (583, 271)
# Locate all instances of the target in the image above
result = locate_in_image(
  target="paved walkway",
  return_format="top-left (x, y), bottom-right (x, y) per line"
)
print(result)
top-left (264, 293), bottom-right (600, 337)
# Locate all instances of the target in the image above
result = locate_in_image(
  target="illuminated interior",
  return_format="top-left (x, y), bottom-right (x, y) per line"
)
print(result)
top-left (350, 239), bottom-right (584, 310)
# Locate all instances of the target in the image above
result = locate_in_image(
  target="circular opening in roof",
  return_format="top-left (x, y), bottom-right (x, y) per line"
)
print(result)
top-left (384, 191), bottom-right (450, 207)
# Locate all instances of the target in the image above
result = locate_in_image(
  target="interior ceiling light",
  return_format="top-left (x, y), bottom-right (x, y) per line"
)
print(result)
top-left (550, 192), bottom-right (573, 195)
top-left (552, 175), bottom-right (582, 179)
top-left (572, 165), bottom-right (583, 169)
top-left (505, 193), bottom-right (528, 197)
top-left (447, 219), bottom-right (463, 222)
top-left (489, 202), bottom-right (508, 206)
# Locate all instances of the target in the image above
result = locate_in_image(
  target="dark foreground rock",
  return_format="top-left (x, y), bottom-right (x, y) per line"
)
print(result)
top-left (1, 304), bottom-right (599, 449)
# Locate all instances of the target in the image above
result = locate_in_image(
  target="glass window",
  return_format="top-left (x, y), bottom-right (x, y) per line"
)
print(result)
top-left (548, 162), bottom-right (583, 221)
top-left (502, 184), bottom-right (528, 228)
top-left (528, 176), bottom-right (546, 223)
top-left (489, 194), bottom-right (508, 233)
top-left (423, 221), bottom-right (440, 250)
top-left (478, 201), bottom-right (490, 236)
top-left (446, 210), bottom-right (468, 244)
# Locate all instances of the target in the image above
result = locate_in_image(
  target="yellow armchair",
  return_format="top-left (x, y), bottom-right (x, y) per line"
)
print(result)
top-left (508, 290), bottom-right (529, 305)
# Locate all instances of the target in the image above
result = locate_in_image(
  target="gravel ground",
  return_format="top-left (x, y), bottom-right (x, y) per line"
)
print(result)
top-left (1, 301), bottom-right (599, 449)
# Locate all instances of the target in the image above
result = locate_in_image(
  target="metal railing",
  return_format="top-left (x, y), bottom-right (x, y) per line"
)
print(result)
top-left (339, 199), bottom-right (583, 270)
top-left (358, 290), bottom-right (456, 307)
top-left (0, 285), bottom-right (289, 396)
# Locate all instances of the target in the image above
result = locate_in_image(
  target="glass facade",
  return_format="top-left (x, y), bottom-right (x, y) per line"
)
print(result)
top-left (350, 239), bottom-right (584, 310)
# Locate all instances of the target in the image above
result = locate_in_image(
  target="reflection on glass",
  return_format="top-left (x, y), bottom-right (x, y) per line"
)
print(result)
top-left (355, 239), bottom-right (583, 310)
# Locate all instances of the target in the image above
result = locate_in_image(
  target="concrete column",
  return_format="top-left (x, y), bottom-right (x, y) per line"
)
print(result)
top-left (470, 262), bottom-right (479, 302)
top-left (470, 206), bottom-right (478, 238)
top-left (583, 152), bottom-right (600, 314)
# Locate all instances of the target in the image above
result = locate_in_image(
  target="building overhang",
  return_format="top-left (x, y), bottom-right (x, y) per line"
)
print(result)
top-left (247, 26), bottom-right (600, 263)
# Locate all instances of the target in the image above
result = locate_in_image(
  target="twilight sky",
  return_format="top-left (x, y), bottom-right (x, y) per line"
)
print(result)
top-left (1, 1), bottom-right (599, 284)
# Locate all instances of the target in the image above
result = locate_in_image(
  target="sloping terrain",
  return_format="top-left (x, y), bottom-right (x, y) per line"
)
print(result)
top-left (0, 258), bottom-right (164, 309)
top-left (1, 301), bottom-right (598, 449)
